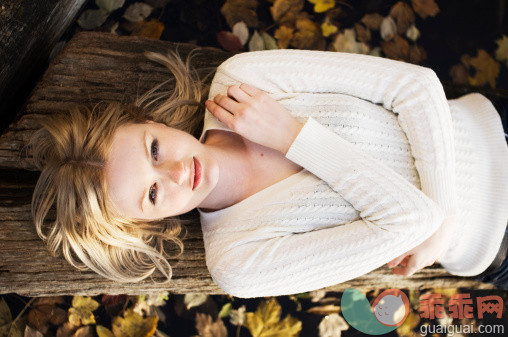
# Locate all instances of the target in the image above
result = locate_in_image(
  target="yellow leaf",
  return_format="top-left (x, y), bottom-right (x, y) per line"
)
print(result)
top-left (465, 49), bottom-right (500, 88)
top-left (321, 22), bottom-right (338, 37)
top-left (96, 325), bottom-right (115, 337)
top-left (308, 0), bottom-right (335, 13)
top-left (396, 310), bottom-right (420, 336)
top-left (68, 296), bottom-right (99, 327)
top-left (274, 25), bottom-right (294, 49)
top-left (195, 312), bottom-right (228, 337)
top-left (131, 19), bottom-right (164, 39)
top-left (245, 298), bottom-right (302, 337)
top-left (111, 308), bottom-right (158, 337)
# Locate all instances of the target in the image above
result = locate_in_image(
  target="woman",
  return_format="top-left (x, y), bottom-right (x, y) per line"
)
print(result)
top-left (29, 48), bottom-right (508, 298)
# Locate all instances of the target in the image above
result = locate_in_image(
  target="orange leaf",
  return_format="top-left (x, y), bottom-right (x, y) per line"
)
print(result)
top-left (274, 25), bottom-right (295, 49)
top-left (131, 19), bottom-right (164, 39)
top-left (290, 18), bottom-right (325, 50)
top-left (411, 0), bottom-right (440, 19)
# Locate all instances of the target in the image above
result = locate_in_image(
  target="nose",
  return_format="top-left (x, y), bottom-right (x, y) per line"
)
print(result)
top-left (162, 160), bottom-right (188, 186)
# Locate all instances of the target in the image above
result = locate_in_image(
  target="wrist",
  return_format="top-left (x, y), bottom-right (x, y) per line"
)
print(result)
top-left (282, 121), bottom-right (304, 155)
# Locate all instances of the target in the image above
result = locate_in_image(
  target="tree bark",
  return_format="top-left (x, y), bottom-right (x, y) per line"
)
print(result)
top-left (0, 32), bottom-right (495, 296)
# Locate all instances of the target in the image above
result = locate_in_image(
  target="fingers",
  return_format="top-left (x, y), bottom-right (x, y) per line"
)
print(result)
top-left (388, 254), bottom-right (408, 268)
top-left (205, 100), bottom-right (235, 129)
top-left (240, 83), bottom-right (264, 97)
top-left (392, 256), bottom-right (423, 276)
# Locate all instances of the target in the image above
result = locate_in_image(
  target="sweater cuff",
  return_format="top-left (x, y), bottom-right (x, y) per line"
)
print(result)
top-left (418, 168), bottom-right (458, 217)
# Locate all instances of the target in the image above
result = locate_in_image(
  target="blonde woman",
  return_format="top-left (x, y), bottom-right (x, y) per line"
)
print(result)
top-left (29, 49), bottom-right (508, 298)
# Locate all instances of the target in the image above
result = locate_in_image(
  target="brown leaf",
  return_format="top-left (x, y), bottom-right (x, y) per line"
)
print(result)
top-left (71, 326), bottom-right (94, 337)
top-left (290, 18), bottom-right (325, 50)
top-left (390, 1), bottom-right (415, 34)
top-left (354, 22), bottom-right (371, 43)
top-left (274, 25), bottom-right (295, 49)
top-left (57, 322), bottom-right (78, 337)
top-left (361, 13), bottom-right (383, 30)
top-left (409, 44), bottom-right (427, 64)
top-left (306, 304), bottom-right (341, 315)
top-left (411, 0), bottom-right (440, 19)
top-left (278, 11), bottom-right (312, 29)
top-left (462, 49), bottom-right (500, 88)
top-left (270, 0), bottom-right (304, 22)
top-left (221, 0), bottom-right (259, 29)
top-left (217, 31), bottom-right (243, 51)
top-left (130, 19), bottom-right (164, 39)
top-left (450, 64), bottom-right (469, 85)
top-left (32, 297), bottom-right (65, 307)
top-left (27, 304), bottom-right (53, 335)
top-left (195, 312), bottom-right (228, 337)
top-left (381, 35), bottom-right (410, 62)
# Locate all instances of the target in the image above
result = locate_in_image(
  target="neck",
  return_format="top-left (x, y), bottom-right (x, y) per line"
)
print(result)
top-left (198, 133), bottom-right (252, 211)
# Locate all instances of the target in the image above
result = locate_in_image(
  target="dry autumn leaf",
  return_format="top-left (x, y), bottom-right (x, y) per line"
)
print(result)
top-left (270, 0), bottom-right (304, 22)
top-left (221, 0), bottom-right (259, 29)
top-left (318, 313), bottom-right (349, 337)
top-left (68, 296), bottom-right (100, 327)
top-left (96, 325), bottom-right (115, 337)
top-left (332, 28), bottom-right (369, 54)
top-left (380, 16), bottom-right (397, 41)
top-left (308, 0), bottom-right (335, 13)
top-left (495, 34), bottom-right (508, 67)
top-left (217, 31), bottom-right (243, 51)
top-left (409, 44), bottom-right (427, 64)
top-left (322, 22), bottom-right (339, 37)
top-left (306, 304), bottom-right (341, 315)
top-left (361, 13), bottom-right (383, 30)
top-left (245, 298), bottom-right (302, 337)
top-left (130, 19), bottom-right (164, 39)
top-left (411, 0), bottom-right (440, 19)
top-left (396, 310), bottom-right (420, 337)
top-left (274, 25), bottom-right (294, 48)
top-left (290, 18), bottom-right (325, 50)
top-left (195, 312), bottom-right (228, 337)
top-left (111, 308), bottom-right (158, 337)
top-left (381, 35), bottom-right (410, 62)
top-left (354, 22), bottom-right (371, 43)
top-left (389, 1), bottom-right (415, 35)
top-left (462, 49), bottom-right (500, 88)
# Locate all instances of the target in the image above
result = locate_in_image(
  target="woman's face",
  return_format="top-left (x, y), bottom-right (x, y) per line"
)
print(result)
top-left (105, 120), bottom-right (219, 220)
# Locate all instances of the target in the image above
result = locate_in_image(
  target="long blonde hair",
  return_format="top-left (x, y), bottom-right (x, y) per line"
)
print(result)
top-left (28, 48), bottom-right (215, 284)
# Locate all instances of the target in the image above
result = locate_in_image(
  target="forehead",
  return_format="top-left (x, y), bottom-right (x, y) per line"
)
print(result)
top-left (104, 122), bottom-right (147, 217)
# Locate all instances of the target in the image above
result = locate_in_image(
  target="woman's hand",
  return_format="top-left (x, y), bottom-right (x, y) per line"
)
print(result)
top-left (204, 83), bottom-right (304, 154)
top-left (387, 215), bottom-right (458, 276)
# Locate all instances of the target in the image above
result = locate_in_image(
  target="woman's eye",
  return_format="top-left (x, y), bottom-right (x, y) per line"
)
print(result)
top-left (151, 138), bottom-right (159, 161)
top-left (149, 183), bottom-right (157, 205)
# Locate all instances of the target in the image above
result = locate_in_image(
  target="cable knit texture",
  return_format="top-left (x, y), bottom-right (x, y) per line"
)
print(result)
top-left (197, 50), bottom-right (508, 298)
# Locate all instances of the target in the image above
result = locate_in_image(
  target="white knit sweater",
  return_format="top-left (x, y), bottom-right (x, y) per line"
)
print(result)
top-left (196, 50), bottom-right (508, 298)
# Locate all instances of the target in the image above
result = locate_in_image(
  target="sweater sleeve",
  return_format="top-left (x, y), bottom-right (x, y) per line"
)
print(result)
top-left (216, 49), bottom-right (458, 217)
top-left (207, 117), bottom-right (445, 298)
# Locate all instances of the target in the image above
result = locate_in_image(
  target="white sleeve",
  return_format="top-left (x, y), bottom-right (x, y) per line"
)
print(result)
top-left (208, 117), bottom-right (445, 298)
top-left (215, 49), bottom-right (457, 217)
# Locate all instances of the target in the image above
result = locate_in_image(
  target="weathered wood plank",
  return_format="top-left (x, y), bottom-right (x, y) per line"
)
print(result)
top-left (0, 0), bottom-right (87, 135)
top-left (0, 32), bottom-right (495, 296)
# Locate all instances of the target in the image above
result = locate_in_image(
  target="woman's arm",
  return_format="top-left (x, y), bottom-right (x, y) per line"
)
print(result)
top-left (215, 50), bottom-right (458, 218)
top-left (204, 84), bottom-right (445, 298)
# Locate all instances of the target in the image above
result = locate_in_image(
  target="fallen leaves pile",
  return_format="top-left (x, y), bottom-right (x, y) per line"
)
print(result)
top-left (2, 287), bottom-right (507, 336)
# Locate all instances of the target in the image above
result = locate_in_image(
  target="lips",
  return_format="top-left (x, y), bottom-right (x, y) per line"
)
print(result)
top-left (192, 156), bottom-right (202, 190)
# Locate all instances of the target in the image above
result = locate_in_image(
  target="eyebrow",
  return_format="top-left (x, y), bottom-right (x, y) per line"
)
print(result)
top-left (140, 129), bottom-right (148, 214)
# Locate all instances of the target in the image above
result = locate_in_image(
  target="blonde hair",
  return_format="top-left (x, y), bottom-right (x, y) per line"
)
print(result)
top-left (28, 48), bottom-right (215, 284)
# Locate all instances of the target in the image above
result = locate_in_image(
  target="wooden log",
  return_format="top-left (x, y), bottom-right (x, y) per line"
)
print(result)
top-left (0, 0), bottom-right (87, 136)
top-left (0, 32), bottom-right (496, 296)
